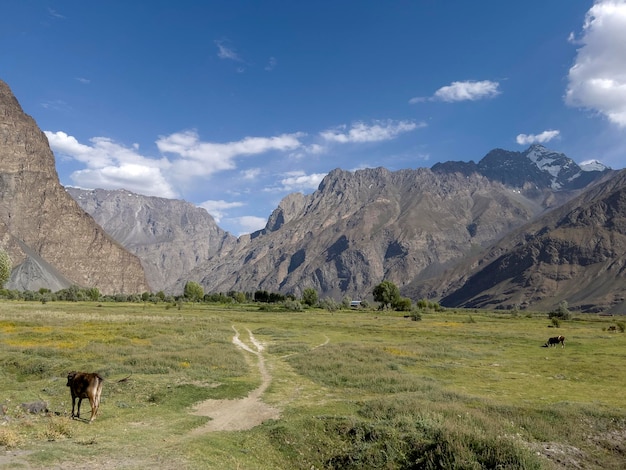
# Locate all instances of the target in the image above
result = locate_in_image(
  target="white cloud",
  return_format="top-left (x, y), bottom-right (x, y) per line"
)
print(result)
top-left (198, 200), bottom-right (244, 222)
top-left (565, 0), bottom-right (626, 127)
top-left (320, 120), bottom-right (421, 143)
top-left (516, 130), bottom-right (561, 145)
top-left (241, 168), bottom-right (262, 180)
top-left (157, 130), bottom-right (304, 179)
top-left (71, 164), bottom-right (177, 198)
top-left (215, 39), bottom-right (242, 61)
top-left (431, 80), bottom-right (501, 102)
top-left (278, 171), bottom-right (326, 191)
top-left (231, 215), bottom-right (267, 235)
top-left (45, 131), bottom-right (177, 198)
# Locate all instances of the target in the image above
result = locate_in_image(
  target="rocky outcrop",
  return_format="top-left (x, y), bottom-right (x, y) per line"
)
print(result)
top-left (67, 188), bottom-right (236, 292)
top-left (0, 80), bottom-right (148, 294)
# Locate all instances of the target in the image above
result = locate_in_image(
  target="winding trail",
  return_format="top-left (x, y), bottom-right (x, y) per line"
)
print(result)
top-left (189, 326), bottom-right (280, 434)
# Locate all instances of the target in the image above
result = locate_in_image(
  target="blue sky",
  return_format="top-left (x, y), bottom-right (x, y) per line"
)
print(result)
top-left (2, 1), bottom-right (626, 235)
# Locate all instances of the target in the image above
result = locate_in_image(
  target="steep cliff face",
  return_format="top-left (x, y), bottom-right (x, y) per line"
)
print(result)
top-left (0, 80), bottom-right (148, 294)
top-left (177, 167), bottom-right (555, 299)
top-left (67, 188), bottom-right (236, 292)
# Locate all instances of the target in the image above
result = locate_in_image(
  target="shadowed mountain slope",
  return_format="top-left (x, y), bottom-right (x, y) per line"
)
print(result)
top-left (431, 169), bottom-right (626, 313)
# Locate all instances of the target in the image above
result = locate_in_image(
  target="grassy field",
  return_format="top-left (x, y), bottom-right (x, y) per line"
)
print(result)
top-left (0, 301), bottom-right (625, 469)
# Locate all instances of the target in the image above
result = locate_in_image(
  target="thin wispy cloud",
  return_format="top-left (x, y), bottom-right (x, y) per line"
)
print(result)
top-left (215, 39), bottom-right (242, 62)
top-left (241, 168), bottom-right (262, 180)
top-left (565, 0), bottom-right (626, 127)
top-left (75, 77), bottom-right (91, 84)
top-left (265, 57), bottom-right (277, 71)
top-left (320, 120), bottom-right (422, 144)
top-left (48, 8), bottom-right (65, 19)
top-left (516, 129), bottom-right (560, 145)
top-left (410, 80), bottom-right (501, 104)
top-left (41, 100), bottom-right (71, 111)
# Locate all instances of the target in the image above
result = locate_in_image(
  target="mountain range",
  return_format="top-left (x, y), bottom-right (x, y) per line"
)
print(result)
top-left (2, 79), bottom-right (624, 313)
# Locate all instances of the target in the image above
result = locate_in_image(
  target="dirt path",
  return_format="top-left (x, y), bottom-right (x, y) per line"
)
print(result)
top-left (189, 326), bottom-right (280, 434)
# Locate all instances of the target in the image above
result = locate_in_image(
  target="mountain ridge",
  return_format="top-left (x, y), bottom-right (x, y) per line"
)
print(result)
top-left (0, 80), bottom-right (148, 294)
top-left (3, 79), bottom-right (625, 313)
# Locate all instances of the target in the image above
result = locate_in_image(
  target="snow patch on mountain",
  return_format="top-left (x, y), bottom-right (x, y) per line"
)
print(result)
top-left (580, 159), bottom-right (609, 172)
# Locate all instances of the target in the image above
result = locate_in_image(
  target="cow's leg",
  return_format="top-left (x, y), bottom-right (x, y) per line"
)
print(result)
top-left (71, 396), bottom-right (77, 418)
top-left (76, 397), bottom-right (83, 419)
top-left (88, 396), bottom-right (96, 422)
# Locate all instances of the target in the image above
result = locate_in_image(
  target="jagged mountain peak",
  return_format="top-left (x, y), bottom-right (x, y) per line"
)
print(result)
top-left (433, 144), bottom-right (612, 192)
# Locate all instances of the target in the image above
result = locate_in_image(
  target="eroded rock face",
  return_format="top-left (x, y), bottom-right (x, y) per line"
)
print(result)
top-left (0, 80), bottom-right (148, 294)
top-left (67, 188), bottom-right (236, 293)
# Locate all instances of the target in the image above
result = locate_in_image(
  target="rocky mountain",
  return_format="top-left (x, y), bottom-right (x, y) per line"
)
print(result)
top-left (432, 144), bottom-right (609, 192)
top-left (4, 78), bottom-right (622, 313)
top-left (66, 188), bottom-right (236, 292)
top-left (421, 168), bottom-right (626, 313)
top-left (169, 159), bottom-right (611, 304)
top-left (0, 80), bottom-right (148, 294)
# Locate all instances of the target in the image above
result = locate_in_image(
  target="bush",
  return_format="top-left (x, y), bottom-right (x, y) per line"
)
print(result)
top-left (548, 300), bottom-right (571, 320)
top-left (394, 297), bottom-right (412, 312)
top-left (302, 288), bottom-right (319, 307)
top-left (320, 297), bottom-right (339, 312)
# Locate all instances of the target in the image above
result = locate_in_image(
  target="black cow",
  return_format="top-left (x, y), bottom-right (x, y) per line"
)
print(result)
top-left (543, 335), bottom-right (565, 348)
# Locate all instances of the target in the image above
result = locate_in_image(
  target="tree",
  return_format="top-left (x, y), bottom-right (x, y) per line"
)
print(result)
top-left (184, 281), bottom-right (204, 302)
top-left (86, 287), bottom-right (101, 301)
top-left (302, 288), bottom-right (319, 307)
top-left (549, 300), bottom-right (571, 320)
top-left (373, 280), bottom-right (400, 310)
top-left (0, 248), bottom-right (11, 289)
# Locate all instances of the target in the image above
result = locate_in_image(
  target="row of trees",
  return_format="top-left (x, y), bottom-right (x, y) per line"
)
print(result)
top-left (0, 247), bottom-right (438, 313)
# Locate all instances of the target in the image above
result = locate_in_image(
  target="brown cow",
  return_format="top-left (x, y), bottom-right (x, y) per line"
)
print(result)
top-left (67, 371), bottom-right (104, 422)
top-left (544, 335), bottom-right (565, 348)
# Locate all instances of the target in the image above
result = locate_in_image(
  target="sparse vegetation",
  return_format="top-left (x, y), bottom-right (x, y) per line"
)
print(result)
top-left (0, 300), bottom-right (624, 469)
top-left (0, 247), bottom-right (11, 288)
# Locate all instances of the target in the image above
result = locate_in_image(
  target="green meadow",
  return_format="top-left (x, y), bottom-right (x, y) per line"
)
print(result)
top-left (0, 301), bottom-right (625, 469)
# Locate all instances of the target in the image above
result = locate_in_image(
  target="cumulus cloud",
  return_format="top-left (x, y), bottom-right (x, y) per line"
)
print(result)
top-left (411, 80), bottom-right (501, 103)
top-left (45, 131), bottom-right (177, 197)
top-left (72, 164), bottom-right (178, 198)
top-left (46, 128), bottom-right (309, 202)
top-left (157, 130), bottom-right (304, 179)
top-left (516, 130), bottom-right (561, 145)
top-left (320, 120), bottom-right (421, 143)
top-left (278, 171), bottom-right (326, 191)
top-left (566, 0), bottom-right (626, 126)
top-left (433, 80), bottom-right (501, 102)
top-left (198, 200), bottom-right (244, 222)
